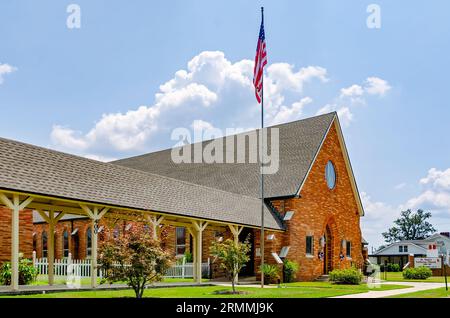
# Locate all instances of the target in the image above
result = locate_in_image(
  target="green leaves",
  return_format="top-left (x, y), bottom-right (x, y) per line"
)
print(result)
top-left (98, 225), bottom-right (173, 298)
top-left (209, 237), bottom-right (251, 292)
top-left (382, 209), bottom-right (436, 243)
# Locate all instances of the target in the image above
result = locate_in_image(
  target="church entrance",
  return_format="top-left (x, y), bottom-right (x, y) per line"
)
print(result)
top-left (323, 225), bottom-right (333, 274)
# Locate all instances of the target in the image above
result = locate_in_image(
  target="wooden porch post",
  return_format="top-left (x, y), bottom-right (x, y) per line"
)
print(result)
top-left (228, 225), bottom-right (244, 284)
top-left (191, 221), bottom-right (208, 284)
top-left (146, 215), bottom-right (164, 241)
top-left (0, 193), bottom-right (33, 291)
top-left (36, 209), bottom-right (66, 286)
top-left (187, 227), bottom-right (197, 281)
top-left (48, 210), bottom-right (55, 286)
top-left (80, 205), bottom-right (109, 288)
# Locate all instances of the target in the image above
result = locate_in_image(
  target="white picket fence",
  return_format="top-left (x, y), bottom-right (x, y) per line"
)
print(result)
top-left (32, 252), bottom-right (210, 279)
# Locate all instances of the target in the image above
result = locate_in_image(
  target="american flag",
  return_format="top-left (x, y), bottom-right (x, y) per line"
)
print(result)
top-left (253, 11), bottom-right (267, 104)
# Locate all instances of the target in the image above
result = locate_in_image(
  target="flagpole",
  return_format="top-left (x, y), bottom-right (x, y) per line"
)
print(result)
top-left (260, 6), bottom-right (265, 289)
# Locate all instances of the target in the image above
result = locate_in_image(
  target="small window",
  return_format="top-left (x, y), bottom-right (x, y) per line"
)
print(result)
top-left (404, 245), bottom-right (408, 253)
top-left (42, 231), bottom-right (48, 258)
top-left (325, 161), bottom-right (336, 190)
top-left (176, 227), bottom-right (186, 256)
top-left (86, 228), bottom-right (92, 258)
top-left (306, 236), bottom-right (314, 255)
top-left (346, 241), bottom-right (352, 257)
top-left (399, 246), bottom-right (403, 253)
top-left (63, 230), bottom-right (69, 258)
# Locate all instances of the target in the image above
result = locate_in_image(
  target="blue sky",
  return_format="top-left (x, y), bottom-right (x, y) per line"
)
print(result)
top-left (1, 0), bottom-right (450, 249)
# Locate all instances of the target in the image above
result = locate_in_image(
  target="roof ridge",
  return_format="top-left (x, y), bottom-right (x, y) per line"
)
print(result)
top-left (113, 112), bottom-right (336, 162)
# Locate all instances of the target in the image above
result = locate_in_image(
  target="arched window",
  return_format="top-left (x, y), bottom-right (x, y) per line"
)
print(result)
top-left (325, 161), bottom-right (337, 190)
top-left (86, 227), bottom-right (92, 258)
top-left (63, 230), bottom-right (69, 258)
top-left (42, 231), bottom-right (48, 258)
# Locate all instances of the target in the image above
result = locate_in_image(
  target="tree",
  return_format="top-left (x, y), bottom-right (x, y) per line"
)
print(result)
top-left (382, 209), bottom-right (436, 244)
top-left (98, 224), bottom-right (173, 298)
top-left (209, 237), bottom-right (251, 294)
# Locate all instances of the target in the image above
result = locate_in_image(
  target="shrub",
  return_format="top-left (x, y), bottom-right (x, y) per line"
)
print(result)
top-left (383, 263), bottom-right (401, 272)
top-left (259, 264), bottom-right (280, 284)
top-left (98, 225), bottom-right (173, 298)
top-left (184, 251), bottom-right (193, 263)
top-left (0, 258), bottom-right (37, 286)
top-left (283, 259), bottom-right (299, 283)
top-left (329, 267), bottom-right (362, 285)
top-left (403, 267), bottom-right (432, 280)
top-left (210, 236), bottom-right (251, 294)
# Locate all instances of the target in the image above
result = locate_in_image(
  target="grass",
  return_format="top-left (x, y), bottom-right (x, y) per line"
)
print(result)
top-left (386, 287), bottom-right (450, 298)
top-left (382, 272), bottom-right (448, 283)
top-left (284, 281), bottom-right (410, 291)
top-left (31, 275), bottom-right (207, 286)
top-left (1, 281), bottom-right (410, 298)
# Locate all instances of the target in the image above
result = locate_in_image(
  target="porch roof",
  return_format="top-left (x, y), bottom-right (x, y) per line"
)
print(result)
top-left (0, 137), bottom-right (284, 230)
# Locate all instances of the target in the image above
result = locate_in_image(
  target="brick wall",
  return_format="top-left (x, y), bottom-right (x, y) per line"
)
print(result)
top-left (0, 207), bottom-right (33, 264)
top-left (254, 122), bottom-right (364, 281)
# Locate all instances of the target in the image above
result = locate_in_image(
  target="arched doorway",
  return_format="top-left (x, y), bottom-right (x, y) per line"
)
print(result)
top-left (323, 225), bottom-right (333, 274)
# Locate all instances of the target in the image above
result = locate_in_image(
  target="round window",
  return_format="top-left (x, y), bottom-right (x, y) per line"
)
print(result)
top-left (325, 161), bottom-right (336, 189)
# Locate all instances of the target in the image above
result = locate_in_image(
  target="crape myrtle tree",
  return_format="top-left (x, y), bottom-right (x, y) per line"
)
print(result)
top-left (210, 236), bottom-right (251, 294)
top-left (382, 209), bottom-right (436, 244)
top-left (98, 222), bottom-right (173, 298)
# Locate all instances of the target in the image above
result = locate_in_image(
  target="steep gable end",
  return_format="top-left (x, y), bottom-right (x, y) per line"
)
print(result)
top-left (296, 115), bottom-right (364, 216)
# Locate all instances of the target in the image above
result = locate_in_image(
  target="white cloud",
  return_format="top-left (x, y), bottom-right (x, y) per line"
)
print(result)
top-left (364, 77), bottom-right (391, 96)
top-left (50, 51), bottom-right (331, 156)
top-left (270, 97), bottom-right (312, 126)
top-left (320, 76), bottom-right (391, 125)
top-left (362, 167), bottom-right (450, 250)
top-left (50, 51), bottom-right (390, 160)
top-left (316, 104), bottom-right (353, 127)
top-left (419, 167), bottom-right (450, 189)
top-left (340, 84), bottom-right (363, 98)
top-left (84, 154), bottom-right (118, 162)
top-left (50, 125), bottom-right (89, 150)
top-left (360, 192), bottom-right (400, 249)
top-left (0, 63), bottom-right (17, 84)
top-left (394, 182), bottom-right (406, 190)
top-left (402, 168), bottom-right (450, 217)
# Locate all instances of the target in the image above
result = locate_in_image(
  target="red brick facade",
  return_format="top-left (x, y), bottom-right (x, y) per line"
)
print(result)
top-left (254, 123), bottom-right (364, 280)
top-left (0, 120), bottom-right (364, 282)
top-left (0, 207), bottom-right (33, 263)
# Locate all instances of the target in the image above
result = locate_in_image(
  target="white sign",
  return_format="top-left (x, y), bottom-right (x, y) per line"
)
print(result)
top-left (415, 257), bottom-right (442, 269)
top-left (271, 252), bottom-right (283, 264)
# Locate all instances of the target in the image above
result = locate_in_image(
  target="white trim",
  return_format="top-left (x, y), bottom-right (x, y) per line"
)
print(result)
top-left (295, 114), bottom-right (335, 197)
top-left (295, 114), bottom-right (364, 216)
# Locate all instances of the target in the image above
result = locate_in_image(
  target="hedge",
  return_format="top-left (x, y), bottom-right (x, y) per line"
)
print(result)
top-left (329, 267), bottom-right (363, 285)
top-left (402, 267), bottom-right (432, 280)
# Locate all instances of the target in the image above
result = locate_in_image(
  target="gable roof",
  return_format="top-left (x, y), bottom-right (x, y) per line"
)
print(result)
top-left (0, 137), bottom-right (283, 230)
top-left (372, 242), bottom-right (427, 256)
top-left (113, 112), bottom-right (337, 199)
top-left (113, 112), bottom-right (364, 216)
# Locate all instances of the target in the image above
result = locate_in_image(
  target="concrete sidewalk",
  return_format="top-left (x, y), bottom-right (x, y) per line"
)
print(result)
top-left (333, 281), bottom-right (446, 298)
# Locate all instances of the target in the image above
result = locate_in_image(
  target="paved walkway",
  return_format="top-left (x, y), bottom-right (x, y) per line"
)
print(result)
top-left (333, 281), bottom-right (446, 298)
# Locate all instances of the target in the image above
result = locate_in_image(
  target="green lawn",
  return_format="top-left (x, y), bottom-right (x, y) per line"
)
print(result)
top-left (383, 272), bottom-right (448, 283)
top-left (386, 287), bottom-right (450, 298)
top-left (1, 282), bottom-right (409, 298)
top-left (31, 275), bottom-right (204, 286)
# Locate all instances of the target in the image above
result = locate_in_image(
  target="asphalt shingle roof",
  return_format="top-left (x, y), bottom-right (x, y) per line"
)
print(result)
top-left (0, 138), bottom-right (283, 230)
top-left (113, 112), bottom-right (336, 198)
